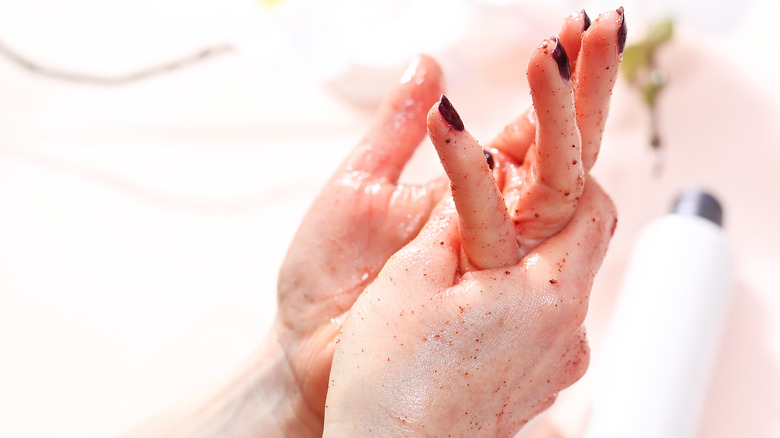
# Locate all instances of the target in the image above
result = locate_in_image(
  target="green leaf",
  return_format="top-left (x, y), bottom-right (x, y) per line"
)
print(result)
top-left (620, 43), bottom-right (649, 82)
top-left (646, 18), bottom-right (674, 48)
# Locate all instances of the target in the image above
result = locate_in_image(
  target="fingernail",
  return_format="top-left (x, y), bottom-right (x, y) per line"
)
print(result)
top-left (582, 9), bottom-right (591, 31)
top-left (439, 95), bottom-right (464, 131)
top-left (484, 150), bottom-right (495, 170)
top-left (617, 6), bottom-right (627, 54)
top-left (551, 37), bottom-right (571, 81)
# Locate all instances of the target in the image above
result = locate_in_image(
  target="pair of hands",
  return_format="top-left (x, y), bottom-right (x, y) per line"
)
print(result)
top-left (275, 8), bottom-right (624, 438)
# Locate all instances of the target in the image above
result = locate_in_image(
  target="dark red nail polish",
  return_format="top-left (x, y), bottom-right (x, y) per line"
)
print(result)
top-left (582, 9), bottom-right (591, 31)
top-left (617, 6), bottom-right (627, 54)
top-left (483, 150), bottom-right (494, 170)
top-left (551, 37), bottom-right (571, 81)
top-left (439, 95), bottom-right (464, 131)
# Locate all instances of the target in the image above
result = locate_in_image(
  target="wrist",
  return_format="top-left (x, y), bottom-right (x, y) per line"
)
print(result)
top-left (226, 328), bottom-right (324, 437)
top-left (121, 327), bottom-right (322, 438)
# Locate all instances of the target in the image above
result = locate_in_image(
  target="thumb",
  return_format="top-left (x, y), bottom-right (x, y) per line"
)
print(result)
top-left (379, 195), bottom-right (461, 292)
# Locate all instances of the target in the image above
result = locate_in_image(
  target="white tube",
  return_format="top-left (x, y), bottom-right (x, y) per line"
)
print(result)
top-left (583, 189), bottom-right (733, 438)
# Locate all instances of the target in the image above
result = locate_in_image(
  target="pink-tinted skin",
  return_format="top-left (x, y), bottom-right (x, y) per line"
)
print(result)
top-left (427, 110), bottom-right (522, 271)
top-left (574, 10), bottom-right (624, 170)
top-left (324, 181), bottom-right (616, 437)
top-left (323, 9), bottom-right (623, 438)
top-left (491, 9), bottom-right (623, 169)
top-left (435, 9), bottom-right (623, 267)
top-left (120, 55), bottom-right (449, 438)
top-left (275, 54), bottom-right (447, 429)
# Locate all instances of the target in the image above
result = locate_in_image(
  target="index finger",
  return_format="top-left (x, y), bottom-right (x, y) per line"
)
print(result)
top-left (428, 95), bottom-right (521, 271)
top-left (340, 55), bottom-right (443, 182)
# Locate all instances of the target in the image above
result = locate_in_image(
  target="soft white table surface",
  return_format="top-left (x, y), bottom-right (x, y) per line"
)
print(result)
top-left (1, 1), bottom-right (779, 437)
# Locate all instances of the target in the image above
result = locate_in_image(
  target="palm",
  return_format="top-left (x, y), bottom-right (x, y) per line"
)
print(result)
top-left (282, 178), bottom-right (439, 317)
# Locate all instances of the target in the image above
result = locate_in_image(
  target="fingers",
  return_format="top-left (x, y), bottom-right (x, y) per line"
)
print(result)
top-left (489, 8), bottom-right (623, 172)
top-left (342, 54), bottom-right (444, 182)
top-left (505, 37), bottom-right (584, 249)
top-left (575, 8), bottom-right (625, 170)
top-left (526, 178), bottom-right (617, 305)
top-left (428, 95), bottom-right (521, 271)
top-left (558, 9), bottom-right (590, 74)
top-left (526, 36), bottom-right (582, 195)
top-left (486, 9), bottom-right (588, 162)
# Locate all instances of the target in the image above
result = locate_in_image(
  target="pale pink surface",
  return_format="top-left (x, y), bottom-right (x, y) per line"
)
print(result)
top-left (1, 2), bottom-right (779, 438)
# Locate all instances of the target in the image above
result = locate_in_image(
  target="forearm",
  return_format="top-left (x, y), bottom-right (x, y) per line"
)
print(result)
top-left (120, 329), bottom-right (322, 438)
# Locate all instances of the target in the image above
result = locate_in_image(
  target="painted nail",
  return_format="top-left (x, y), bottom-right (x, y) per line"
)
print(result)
top-left (582, 9), bottom-right (591, 31)
top-left (617, 6), bottom-right (627, 54)
top-left (551, 37), bottom-right (571, 81)
top-left (439, 95), bottom-right (464, 131)
top-left (484, 150), bottom-right (494, 170)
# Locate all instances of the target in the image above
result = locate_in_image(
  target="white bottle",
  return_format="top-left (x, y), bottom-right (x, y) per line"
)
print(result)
top-left (583, 189), bottom-right (733, 438)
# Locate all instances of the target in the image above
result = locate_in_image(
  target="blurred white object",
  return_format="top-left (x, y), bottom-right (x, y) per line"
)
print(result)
top-left (237, 0), bottom-right (470, 79)
top-left (583, 189), bottom-right (734, 438)
top-left (234, 0), bottom-right (562, 105)
top-left (588, 0), bottom-right (748, 33)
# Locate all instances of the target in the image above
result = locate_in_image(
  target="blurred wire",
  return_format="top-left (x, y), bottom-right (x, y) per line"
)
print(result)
top-left (0, 38), bottom-right (234, 85)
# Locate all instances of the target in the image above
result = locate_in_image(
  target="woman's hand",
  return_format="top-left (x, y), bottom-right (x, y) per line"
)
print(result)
top-left (323, 9), bottom-right (624, 437)
top-left (121, 9), bottom-right (624, 438)
top-left (323, 180), bottom-right (616, 437)
top-left (120, 58), bottom-right (447, 438)
top-left (273, 55), bottom-right (447, 428)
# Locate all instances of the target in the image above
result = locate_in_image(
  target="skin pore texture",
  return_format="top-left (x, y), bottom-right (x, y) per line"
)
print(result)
top-left (120, 8), bottom-right (624, 438)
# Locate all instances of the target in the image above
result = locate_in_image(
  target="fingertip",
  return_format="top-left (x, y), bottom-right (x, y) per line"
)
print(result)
top-left (583, 9), bottom-right (624, 59)
top-left (528, 37), bottom-right (574, 88)
top-left (551, 37), bottom-right (571, 81)
top-left (527, 38), bottom-right (553, 83)
top-left (426, 98), bottom-right (449, 152)
top-left (575, 9), bottom-right (624, 171)
top-left (385, 55), bottom-right (444, 118)
top-left (398, 56), bottom-right (445, 133)
top-left (558, 10), bottom-right (588, 71)
top-left (400, 54), bottom-right (444, 94)
top-left (582, 9), bottom-right (592, 31)
top-left (427, 95), bottom-right (473, 176)
top-left (348, 54), bottom-right (445, 182)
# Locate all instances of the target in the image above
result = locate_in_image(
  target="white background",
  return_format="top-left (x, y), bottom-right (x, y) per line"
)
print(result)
top-left (1, 0), bottom-right (779, 436)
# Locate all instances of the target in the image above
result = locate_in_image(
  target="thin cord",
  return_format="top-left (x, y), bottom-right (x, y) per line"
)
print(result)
top-left (0, 38), bottom-right (235, 85)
